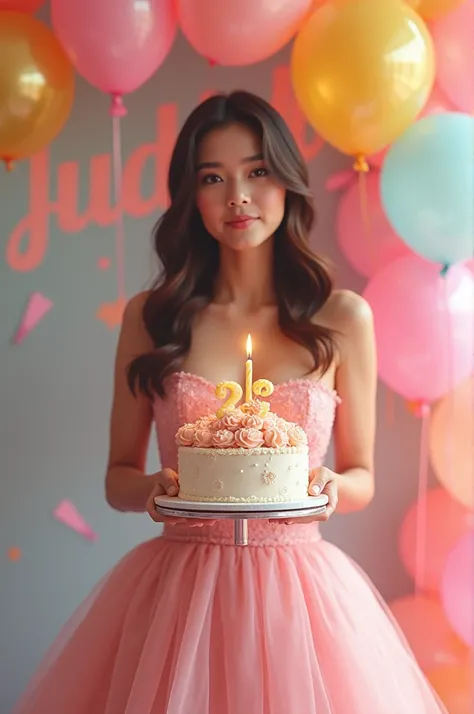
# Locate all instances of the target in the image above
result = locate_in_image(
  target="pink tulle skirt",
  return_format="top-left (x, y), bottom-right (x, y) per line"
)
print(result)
top-left (15, 521), bottom-right (446, 713)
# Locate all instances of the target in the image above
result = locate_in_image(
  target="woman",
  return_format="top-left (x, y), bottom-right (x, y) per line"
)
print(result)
top-left (16, 91), bottom-right (446, 713)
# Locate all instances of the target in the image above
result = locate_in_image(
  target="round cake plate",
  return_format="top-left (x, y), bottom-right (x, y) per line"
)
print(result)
top-left (154, 495), bottom-right (329, 546)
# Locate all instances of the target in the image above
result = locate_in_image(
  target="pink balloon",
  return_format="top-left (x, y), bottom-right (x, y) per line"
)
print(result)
top-left (368, 84), bottom-right (453, 168)
top-left (177, 0), bottom-right (313, 66)
top-left (441, 532), bottom-right (474, 647)
top-left (363, 256), bottom-right (474, 402)
top-left (0, 0), bottom-right (44, 11)
top-left (389, 595), bottom-right (469, 671)
top-left (431, 1), bottom-right (474, 113)
top-left (398, 488), bottom-right (474, 593)
top-left (51, 0), bottom-right (177, 103)
top-left (430, 376), bottom-right (474, 509)
top-left (336, 171), bottom-right (412, 277)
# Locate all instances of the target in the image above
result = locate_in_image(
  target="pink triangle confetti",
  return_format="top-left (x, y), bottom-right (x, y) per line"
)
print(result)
top-left (13, 292), bottom-right (53, 345)
top-left (53, 499), bottom-right (98, 542)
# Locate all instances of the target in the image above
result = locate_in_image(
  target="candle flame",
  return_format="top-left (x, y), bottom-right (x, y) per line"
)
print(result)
top-left (246, 333), bottom-right (252, 359)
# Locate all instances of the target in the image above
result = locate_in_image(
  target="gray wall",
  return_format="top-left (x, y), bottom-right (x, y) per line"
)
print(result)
top-left (1, 27), bottom-right (423, 713)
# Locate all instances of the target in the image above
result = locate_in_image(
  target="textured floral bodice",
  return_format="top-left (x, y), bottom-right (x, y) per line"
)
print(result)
top-left (153, 372), bottom-right (341, 546)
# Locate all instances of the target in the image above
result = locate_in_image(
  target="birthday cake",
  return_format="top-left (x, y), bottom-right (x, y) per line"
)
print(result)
top-left (175, 381), bottom-right (309, 503)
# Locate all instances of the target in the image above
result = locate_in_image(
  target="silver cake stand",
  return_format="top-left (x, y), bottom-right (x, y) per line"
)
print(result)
top-left (154, 495), bottom-right (329, 546)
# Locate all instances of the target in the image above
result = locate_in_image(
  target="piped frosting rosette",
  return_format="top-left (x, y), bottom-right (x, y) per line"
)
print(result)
top-left (176, 407), bottom-right (308, 450)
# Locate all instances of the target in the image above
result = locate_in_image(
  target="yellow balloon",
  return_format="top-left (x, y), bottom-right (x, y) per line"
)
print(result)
top-left (0, 12), bottom-right (74, 168)
top-left (291, 0), bottom-right (435, 159)
top-left (406, 0), bottom-right (464, 21)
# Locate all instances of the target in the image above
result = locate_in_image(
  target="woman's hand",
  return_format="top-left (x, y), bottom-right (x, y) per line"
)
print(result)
top-left (270, 467), bottom-right (339, 525)
top-left (146, 468), bottom-right (215, 527)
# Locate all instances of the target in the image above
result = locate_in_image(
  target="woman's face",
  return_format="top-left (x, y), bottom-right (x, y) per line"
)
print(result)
top-left (195, 123), bottom-right (286, 251)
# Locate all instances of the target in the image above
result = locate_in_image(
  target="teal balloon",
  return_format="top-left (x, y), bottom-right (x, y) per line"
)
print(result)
top-left (381, 113), bottom-right (473, 266)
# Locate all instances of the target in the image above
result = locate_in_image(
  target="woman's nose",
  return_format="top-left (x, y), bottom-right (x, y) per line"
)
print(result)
top-left (227, 193), bottom-right (250, 207)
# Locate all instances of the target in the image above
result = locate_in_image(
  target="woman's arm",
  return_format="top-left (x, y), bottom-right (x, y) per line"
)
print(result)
top-left (331, 290), bottom-right (377, 513)
top-left (105, 292), bottom-right (157, 512)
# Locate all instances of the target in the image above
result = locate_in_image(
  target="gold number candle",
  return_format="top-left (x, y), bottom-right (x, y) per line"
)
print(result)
top-left (252, 379), bottom-right (274, 418)
top-left (245, 334), bottom-right (253, 404)
top-left (215, 381), bottom-right (243, 418)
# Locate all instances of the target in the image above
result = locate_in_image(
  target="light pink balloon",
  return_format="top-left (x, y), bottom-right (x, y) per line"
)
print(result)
top-left (430, 376), bottom-right (474, 509)
top-left (363, 256), bottom-right (474, 402)
top-left (441, 532), bottom-right (474, 647)
top-left (389, 595), bottom-right (469, 671)
top-left (51, 0), bottom-right (177, 100)
top-left (177, 0), bottom-right (313, 66)
top-left (431, 1), bottom-right (474, 113)
top-left (368, 84), bottom-right (453, 168)
top-left (398, 488), bottom-right (474, 593)
top-left (336, 171), bottom-right (412, 277)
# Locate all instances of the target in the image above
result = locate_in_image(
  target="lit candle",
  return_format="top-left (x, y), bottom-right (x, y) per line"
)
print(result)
top-left (245, 333), bottom-right (253, 403)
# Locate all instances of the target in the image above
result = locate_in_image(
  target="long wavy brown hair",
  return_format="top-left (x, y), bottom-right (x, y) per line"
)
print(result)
top-left (128, 90), bottom-right (336, 399)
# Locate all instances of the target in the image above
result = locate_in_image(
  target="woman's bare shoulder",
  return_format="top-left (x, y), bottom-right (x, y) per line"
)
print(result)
top-left (120, 291), bottom-right (154, 351)
top-left (318, 289), bottom-right (373, 332)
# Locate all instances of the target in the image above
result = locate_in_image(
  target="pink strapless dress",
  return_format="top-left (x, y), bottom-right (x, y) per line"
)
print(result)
top-left (15, 373), bottom-right (447, 714)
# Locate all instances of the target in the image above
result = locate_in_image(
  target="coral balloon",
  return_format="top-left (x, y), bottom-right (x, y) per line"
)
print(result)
top-left (430, 376), bottom-right (474, 509)
top-left (51, 0), bottom-right (176, 109)
top-left (368, 84), bottom-right (453, 168)
top-left (0, 12), bottom-right (74, 168)
top-left (441, 532), bottom-right (474, 647)
top-left (291, 0), bottom-right (435, 159)
top-left (363, 257), bottom-right (474, 402)
top-left (0, 0), bottom-right (44, 11)
top-left (381, 113), bottom-right (474, 266)
top-left (431, 1), bottom-right (474, 113)
top-left (336, 171), bottom-right (412, 278)
top-left (178, 0), bottom-right (312, 66)
top-left (398, 488), bottom-right (474, 593)
top-left (389, 595), bottom-right (469, 672)
top-left (427, 665), bottom-right (473, 714)
top-left (407, 0), bottom-right (464, 20)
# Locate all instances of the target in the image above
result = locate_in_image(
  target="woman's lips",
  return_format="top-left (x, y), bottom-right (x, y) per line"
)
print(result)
top-left (225, 216), bottom-right (259, 230)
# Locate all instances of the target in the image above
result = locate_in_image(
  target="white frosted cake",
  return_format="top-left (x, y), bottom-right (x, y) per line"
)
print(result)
top-left (175, 402), bottom-right (309, 503)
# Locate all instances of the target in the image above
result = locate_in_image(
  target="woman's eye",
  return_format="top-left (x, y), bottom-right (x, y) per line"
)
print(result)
top-left (250, 167), bottom-right (269, 178)
top-left (200, 174), bottom-right (222, 185)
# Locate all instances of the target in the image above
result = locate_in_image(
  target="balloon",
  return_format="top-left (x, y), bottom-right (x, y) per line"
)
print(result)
top-left (441, 532), bottom-right (474, 647)
top-left (406, 0), bottom-right (464, 21)
top-left (0, 12), bottom-right (74, 168)
top-left (336, 171), bottom-right (412, 278)
top-left (177, 0), bottom-right (312, 66)
top-left (389, 595), bottom-right (469, 672)
top-left (431, 1), bottom-right (474, 113)
top-left (427, 664), bottom-right (473, 714)
top-left (0, 0), bottom-right (44, 11)
top-left (430, 376), bottom-right (474, 509)
top-left (51, 0), bottom-right (176, 107)
top-left (368, 84), bottom-right (453, 169)
top-left (363, 257), bottom-right (474, 403)
top-left (398, 488), bottom-right (474, 592)
top-left (290, 0), bottom-right (435, 159)
top-left (381, 113), bottom-right (474, 266)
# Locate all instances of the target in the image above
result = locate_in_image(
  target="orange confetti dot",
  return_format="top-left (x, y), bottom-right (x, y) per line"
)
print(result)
top-left (8, 546), bottom-right (22, 562)
top-left (97, 257), bottom-right (111, 270)
top-left (96, 298), bottom-right (126, 329)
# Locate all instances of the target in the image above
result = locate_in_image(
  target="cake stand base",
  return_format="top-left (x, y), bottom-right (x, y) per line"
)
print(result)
top-left (154, 495), bottom-right (329, 546)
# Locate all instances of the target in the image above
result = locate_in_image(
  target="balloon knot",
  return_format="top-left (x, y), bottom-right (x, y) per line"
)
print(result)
top-left (406, 400), bottom-right (430, 419)
top-left (207, 57), bottom-right (217, 68)
top-left (353, 154), bottom-right (369, 173)
top-left (4, 159), bottom-right (14, 172)
top-left (440, 263), bottom-right (450, 277)
top-left (109, 94), bottom-right (127, 118)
